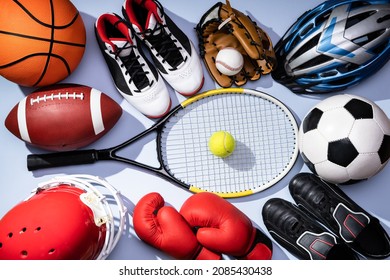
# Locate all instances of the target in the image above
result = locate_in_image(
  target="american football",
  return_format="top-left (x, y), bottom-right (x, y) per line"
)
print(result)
top-left (5, 84), bottom-right (122, 151)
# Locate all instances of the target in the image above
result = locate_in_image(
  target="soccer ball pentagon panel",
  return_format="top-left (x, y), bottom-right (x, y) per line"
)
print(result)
top-left (299, 94), bottom-right (390, 184)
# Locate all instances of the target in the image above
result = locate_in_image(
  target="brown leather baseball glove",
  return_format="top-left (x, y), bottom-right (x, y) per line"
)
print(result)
top-left (196, 0), bottom-right (277, 88)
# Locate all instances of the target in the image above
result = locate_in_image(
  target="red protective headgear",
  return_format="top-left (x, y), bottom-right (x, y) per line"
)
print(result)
top-left (0, 175), bottom-right (126, 260)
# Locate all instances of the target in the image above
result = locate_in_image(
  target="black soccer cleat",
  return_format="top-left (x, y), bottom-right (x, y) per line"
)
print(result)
top-left (289, 172), bottom-right (390, 259)
top-left (262, 198), bottom-right (359, 260)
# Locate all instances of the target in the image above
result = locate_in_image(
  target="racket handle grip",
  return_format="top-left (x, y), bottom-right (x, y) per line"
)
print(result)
top-left (27, 150), bottom-right (98, 171)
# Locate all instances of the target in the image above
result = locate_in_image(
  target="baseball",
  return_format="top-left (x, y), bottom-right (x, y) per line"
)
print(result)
top-left (215, 47), bottom-right (244, 76)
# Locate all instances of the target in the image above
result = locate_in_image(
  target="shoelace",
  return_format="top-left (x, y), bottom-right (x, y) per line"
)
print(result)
top-left (143, 24), bottom-right (184, 69)
top-left (289, 220), bottom-right (304, 236)
top-left (313, 192), bottom-right (338, 227)
top-left (317, 193), bottom-right (331, 212)
top-left (113, 43), bottom-right (151, 91)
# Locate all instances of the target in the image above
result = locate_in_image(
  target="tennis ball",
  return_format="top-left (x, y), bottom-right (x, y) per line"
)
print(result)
top-left (208, 131), bottom-right (236, 158)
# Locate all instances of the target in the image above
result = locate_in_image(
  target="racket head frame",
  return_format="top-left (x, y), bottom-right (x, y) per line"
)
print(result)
top-left (27, 88), bottom-right (299, 198)
top-left (157, 87), bottom-right (299, 197)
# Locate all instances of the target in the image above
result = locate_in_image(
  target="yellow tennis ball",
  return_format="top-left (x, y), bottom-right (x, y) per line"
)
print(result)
top-left (208, 131), bottom-right (236, 158)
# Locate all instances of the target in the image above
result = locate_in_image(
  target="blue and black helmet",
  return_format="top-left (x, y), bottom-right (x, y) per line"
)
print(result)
top-left (272, 0), bottom-right (390, 94)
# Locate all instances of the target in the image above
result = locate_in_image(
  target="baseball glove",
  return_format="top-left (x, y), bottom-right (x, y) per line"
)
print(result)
top-left (196, 0), bottom-right (277, 88)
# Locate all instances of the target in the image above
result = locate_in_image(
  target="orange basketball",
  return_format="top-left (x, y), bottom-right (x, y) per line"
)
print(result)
top-left (0, 0), bottom-right (86, 87)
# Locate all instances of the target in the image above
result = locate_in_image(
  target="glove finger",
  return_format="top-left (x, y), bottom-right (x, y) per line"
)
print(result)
top-left (219, 2), bottom-right (277, 76)
top-left (258, 54), bottom-right (276, 74)
top-left (245, 58), bottom-right (261, 81)
top-left (255, 26), bottom-right (277, 74)
top-left (233, 72), bottom-right (247, 86)
top-left (220, 3), bottom-right (264, 60)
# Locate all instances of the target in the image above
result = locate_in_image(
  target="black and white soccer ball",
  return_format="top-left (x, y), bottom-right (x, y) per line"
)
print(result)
top-left (299, 94), bottom-right (390, 184)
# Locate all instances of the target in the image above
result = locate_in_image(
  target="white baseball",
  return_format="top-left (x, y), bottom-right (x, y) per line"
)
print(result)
top-left (215, 47), bottom-right (244, 76)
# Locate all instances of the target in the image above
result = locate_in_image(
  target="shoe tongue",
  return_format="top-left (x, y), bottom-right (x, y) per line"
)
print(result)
top-left (145, 12), bottom-right (161, 34)
top-left (110, 39), bottom-right (132, 57)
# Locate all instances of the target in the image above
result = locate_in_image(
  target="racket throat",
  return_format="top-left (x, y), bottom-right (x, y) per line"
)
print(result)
top-left (95, 149), bottom-right (114, 160)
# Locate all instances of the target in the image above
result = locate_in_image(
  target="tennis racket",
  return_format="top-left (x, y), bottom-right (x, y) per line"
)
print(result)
top-left (27, 88), bottom-right (299, 198)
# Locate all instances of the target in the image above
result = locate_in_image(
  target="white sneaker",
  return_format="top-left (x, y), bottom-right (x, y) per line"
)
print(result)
top-left (95, 13), bottom-right (171, 118)
top-left (122, 0), bottom-right (204, 96)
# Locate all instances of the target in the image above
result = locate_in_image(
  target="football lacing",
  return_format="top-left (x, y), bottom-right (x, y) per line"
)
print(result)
top-left (30, 92), bottom-right (85, 105)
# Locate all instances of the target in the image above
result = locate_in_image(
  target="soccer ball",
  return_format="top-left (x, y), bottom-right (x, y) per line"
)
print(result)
top-left (299, 94), bottom-right (390, 184)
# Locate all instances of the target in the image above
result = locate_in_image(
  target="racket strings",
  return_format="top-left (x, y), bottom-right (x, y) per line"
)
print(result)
top-left (160, 91), bottom-right (298, 194)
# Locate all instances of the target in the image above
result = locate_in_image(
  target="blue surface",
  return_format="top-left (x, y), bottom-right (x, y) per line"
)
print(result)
top-left (0, 0), bottom-right (389, 260)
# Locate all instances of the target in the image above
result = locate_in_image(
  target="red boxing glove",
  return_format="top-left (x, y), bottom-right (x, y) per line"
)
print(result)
top-left (180, 192), bottom-right (273, 260)
top-left (133, 192), bottom-right (221, 260)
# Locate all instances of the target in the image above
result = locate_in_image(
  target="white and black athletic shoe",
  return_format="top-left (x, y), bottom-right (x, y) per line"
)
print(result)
top-left (122, 0), bottom-right (204, 96)
top-left (95, 13), bottom-right (171, 118)
top-left (262, 198), bottom-right (359, 260)
top-left (289, 173), bottom-right (390, 259)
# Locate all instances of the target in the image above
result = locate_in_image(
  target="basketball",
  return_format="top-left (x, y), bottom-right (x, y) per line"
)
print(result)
top-left (0, 0), bottom-right (86, 87)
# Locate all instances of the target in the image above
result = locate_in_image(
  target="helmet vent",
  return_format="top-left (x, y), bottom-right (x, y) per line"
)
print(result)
top-left (327, 76), bottom-right (355, 86)
top-left (377, 14), bottom-right (390, 23)
top-left (290, 34), bottom-right (321, 62)
top-left (371, 41), bottom-right (387, 55)
top-left (315, 10), bottom-right (331, 26)
top-left (8, 232), bottom-right (13, 238)
top-left (20, 227), bottom-right (27, 234)
top-left (320, 70), bottom-right (338, 77)
top-left (20, 250), bottom-right (28, 258)
top-left (346, 11), bottom-right (376, 29)
top-left (338, 63), bottom-right (359, 73)
top-left (35, 227), bottom-right (41, 232)
top-left (48, 248), bottom-right (56, 255)
top-left (300, 23), bottom-right (314, 37)
top-left (294, 54), bottom-right (332, 71)
top-left (350, 1), bottom-right (371, 9)
top-left (0, 242), bottom-right (3, 248)
top-left (289, 36), bottom-right (301, 52)
top-left (353, 30), bottom-right (385, 47)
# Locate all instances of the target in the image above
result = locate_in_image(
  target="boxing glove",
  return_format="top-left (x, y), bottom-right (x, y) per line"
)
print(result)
top-left (133, 192), bottom-right (221, 260)
top-left (180, 192), bottom-right (272, 260)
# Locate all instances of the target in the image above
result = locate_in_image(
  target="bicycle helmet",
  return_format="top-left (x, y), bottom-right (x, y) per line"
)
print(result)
top-left (0, 175), bottom-right (126, 260)
top-left (272, 0), bottom-right (390, 94)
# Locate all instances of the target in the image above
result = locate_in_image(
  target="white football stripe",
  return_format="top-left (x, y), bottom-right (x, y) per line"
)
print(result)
top-left (90, 88), bottom-right (105, 135)
top-left (17, 97), bottom-right (31, 143)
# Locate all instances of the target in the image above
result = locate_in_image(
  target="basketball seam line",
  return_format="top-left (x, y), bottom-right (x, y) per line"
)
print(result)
top-left (36, 0), bottom-right (57, 87)
top-left (0, 30), bottom-right (85, 48)
top-left (14, 0), bottom-right (81, 29)
top-left (0, 53), bottom-right (71, 72)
